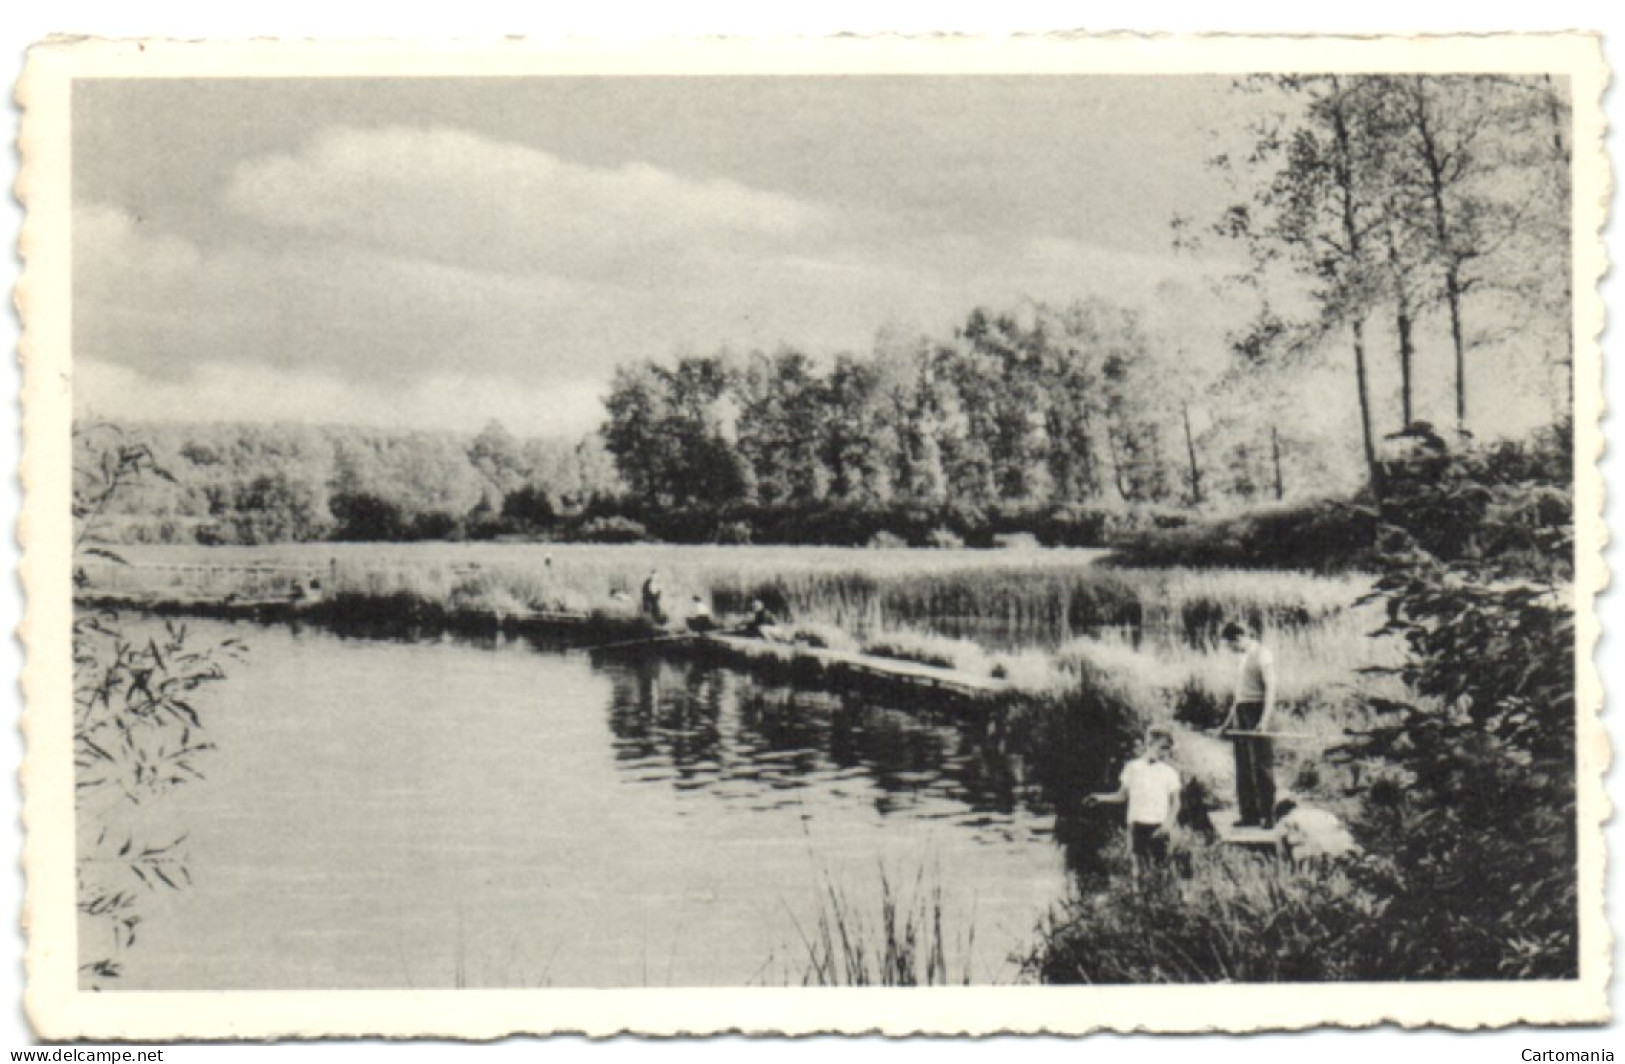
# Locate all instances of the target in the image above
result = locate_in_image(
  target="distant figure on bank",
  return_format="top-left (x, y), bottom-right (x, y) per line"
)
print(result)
top-left (1219, 621), bottom-right (1277, 828)
top-left (1087, 726), bottom-right (1182, 875)
top-left (641, 569), bottom-right (664, 622)
top-left (1273, 798), bottom-right (1360, 864)
top-left (744, 598), bottom-right (783, 641)
top-left (686, 595), bottom-right (716, 633)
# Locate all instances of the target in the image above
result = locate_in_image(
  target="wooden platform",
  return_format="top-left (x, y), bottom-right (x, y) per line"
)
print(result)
top-left (1210, 809), bottom-right (1282, 851)
top-left (79, 591), bottom-right (1009, 708)
top-left (693, 633), bottom-right (1008, 700)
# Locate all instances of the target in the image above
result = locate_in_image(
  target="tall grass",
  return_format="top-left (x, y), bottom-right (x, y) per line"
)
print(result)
top-left (789, 864), bottom-right (975, 987)
top-left (88, 543), bottom-right (1367, 650)
top-left (1027, 843), bottom-right (1382, 983)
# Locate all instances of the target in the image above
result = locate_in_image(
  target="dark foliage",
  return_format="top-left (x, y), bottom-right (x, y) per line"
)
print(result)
top-left (1030, 428), bottom-right (1578, 982)
top-left (1108, 496), bottom-right (1378, 572)
top-left (1331, 428), bottom-right (1577, 978)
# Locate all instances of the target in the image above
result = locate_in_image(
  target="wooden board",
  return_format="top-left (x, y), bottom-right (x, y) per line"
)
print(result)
top-left (703, 634), bottom-right (1008, 696)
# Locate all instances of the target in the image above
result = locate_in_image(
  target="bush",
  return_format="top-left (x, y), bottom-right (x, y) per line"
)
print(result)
top-left (1029, 845), bottom-right (1385, 983)
top-left (575, 515), bottom-right (650, 543)
top-left (1031, 429), bottom-right (1578, 984)
top-left (1330, 432), bottom-right (1577, 978)
top-left (924, 527), bottom-right (963, 549)
top-left (1108, 497), bottom-right (1377, 572)
top-left (713, 520), bottom-right (754, 545)
top-left (501, 484), bottom-right (556, 530)
top-left (329, 491), bottom-right (409, 541)
top-left (867, 530), bottom-right (908, 549)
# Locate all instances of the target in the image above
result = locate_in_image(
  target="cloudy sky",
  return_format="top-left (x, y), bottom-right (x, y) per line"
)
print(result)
top-left (74, 76), bottom-right (1267, 437)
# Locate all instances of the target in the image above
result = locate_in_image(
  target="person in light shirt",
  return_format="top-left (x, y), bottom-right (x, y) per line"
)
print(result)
top-left (1219, 620), bottom-right (1278, 828)
top-left (1087, 726), bottom-right (1182, 875)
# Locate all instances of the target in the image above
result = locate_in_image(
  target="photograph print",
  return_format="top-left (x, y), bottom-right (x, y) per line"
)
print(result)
top-left (23, 33), bottom-right (1609, 1036)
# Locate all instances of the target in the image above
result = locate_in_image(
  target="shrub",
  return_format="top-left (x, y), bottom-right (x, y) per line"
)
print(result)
top-left (1109, 497), bottom-right (1377, 572)
top-left (924, 527), bottom-right (963, 549)
top-left (713, 520), bottom-right (754, 545)
top-left (1331, 432), bottom-right (1577, 978)
top-left (575, 516), bottom-right (650, 543)
top-left (1028, 844), bottom-right (1385, 983)
top-left (500, 484), bottom-right (556, 530)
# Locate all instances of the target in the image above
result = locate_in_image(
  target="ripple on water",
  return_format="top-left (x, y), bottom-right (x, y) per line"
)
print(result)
top-left (107, 618), bottom-right (1081, 990)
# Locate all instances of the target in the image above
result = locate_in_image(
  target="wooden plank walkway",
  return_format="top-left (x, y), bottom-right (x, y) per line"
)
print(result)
top-left (77, 586), bottom-right (1008, 705)
top-left (701, 633), bottom-right (1008, 697)
top-left (1209, 809), bottom-right (1281, 851)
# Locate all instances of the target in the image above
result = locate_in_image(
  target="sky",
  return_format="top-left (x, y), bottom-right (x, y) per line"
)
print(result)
top-left (71, 76), bottom-right (1263, 437)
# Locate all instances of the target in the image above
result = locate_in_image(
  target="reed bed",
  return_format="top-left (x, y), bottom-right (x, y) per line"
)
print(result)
top-left (89, 543), bottom-right (1368, 650)
top-left (788, 864), bottom-right (976, 987)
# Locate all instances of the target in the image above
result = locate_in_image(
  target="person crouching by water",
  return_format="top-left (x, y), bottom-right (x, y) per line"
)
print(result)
top-left (744, 598), bottom-right (784, 641)
top-left (686, 595), bottom-right (717, 633)
top-left (1218, 620), bottom-right (1278, 828)
top-left (1273, 797), bottom-right (1360, 866)
top-left (1086, 726), bottom-right (1182, 876)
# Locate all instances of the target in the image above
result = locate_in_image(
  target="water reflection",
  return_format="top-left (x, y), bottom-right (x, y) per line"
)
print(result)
top-left (116, 615), bottom-right (1131, 988)
top-left (297, 618), bottom-right (1135, 877)
top-left (599, 656), bottom-right (1075, 850)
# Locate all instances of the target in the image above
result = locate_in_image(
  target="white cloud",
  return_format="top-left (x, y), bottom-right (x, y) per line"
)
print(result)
top-left (75, 202), bottom-right (614, 382)
top-left (76, 358), bottom-right (610, 439)
top-left (224, 125), bottom-right (831, 278)
top-left (74, 125), bottom-right (1268, 434)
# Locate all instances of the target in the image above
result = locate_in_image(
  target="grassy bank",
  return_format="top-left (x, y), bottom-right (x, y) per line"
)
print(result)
top-left (83, 542), bottom-right (1364, 645)
top-left (83, 541), bottom-right (1390, 804)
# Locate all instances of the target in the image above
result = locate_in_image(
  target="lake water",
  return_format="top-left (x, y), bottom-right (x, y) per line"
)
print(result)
top-left (92, 617), bottom-right (1087, 989)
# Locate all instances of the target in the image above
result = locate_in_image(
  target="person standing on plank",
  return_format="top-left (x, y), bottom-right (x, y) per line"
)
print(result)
top-left (1086, 726), bottom-right (1182, 876)
top-left (640, 569), bottom-right (665, 623)
top-left (1219, 620), bottom-right (1278, 828)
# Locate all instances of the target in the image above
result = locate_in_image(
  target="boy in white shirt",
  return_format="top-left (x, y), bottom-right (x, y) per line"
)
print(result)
top-left (1088, 726), bottom-right (1182, 873)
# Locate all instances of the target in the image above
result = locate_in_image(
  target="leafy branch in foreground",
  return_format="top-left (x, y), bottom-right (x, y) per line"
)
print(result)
top-left (73, 421), bottom-right (242, 987)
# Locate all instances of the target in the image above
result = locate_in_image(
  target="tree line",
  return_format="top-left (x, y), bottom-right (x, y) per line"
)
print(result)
top-left (597, 296), bottom-right (1357, 546)
top-left (90, 419), bottom-right (621, 545)
top-left (91, 75), bottom-right (1570, 550)
top-left (91, 289), bottom-right (1352, 550)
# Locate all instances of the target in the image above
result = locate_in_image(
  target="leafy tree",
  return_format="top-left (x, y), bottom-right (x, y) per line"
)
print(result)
top-left (229, 470), bottom-right (331, 544)
top-left (467, 418), bottom-right (529, 503)
top-left (601, 355), bottom-right (750, 510)
top-left (821, 354), bottom-right (897, 505)
top-left (734, 349), bottom-right (831, 506)
top-left (1214, 75), bottom-right (1390, 495)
